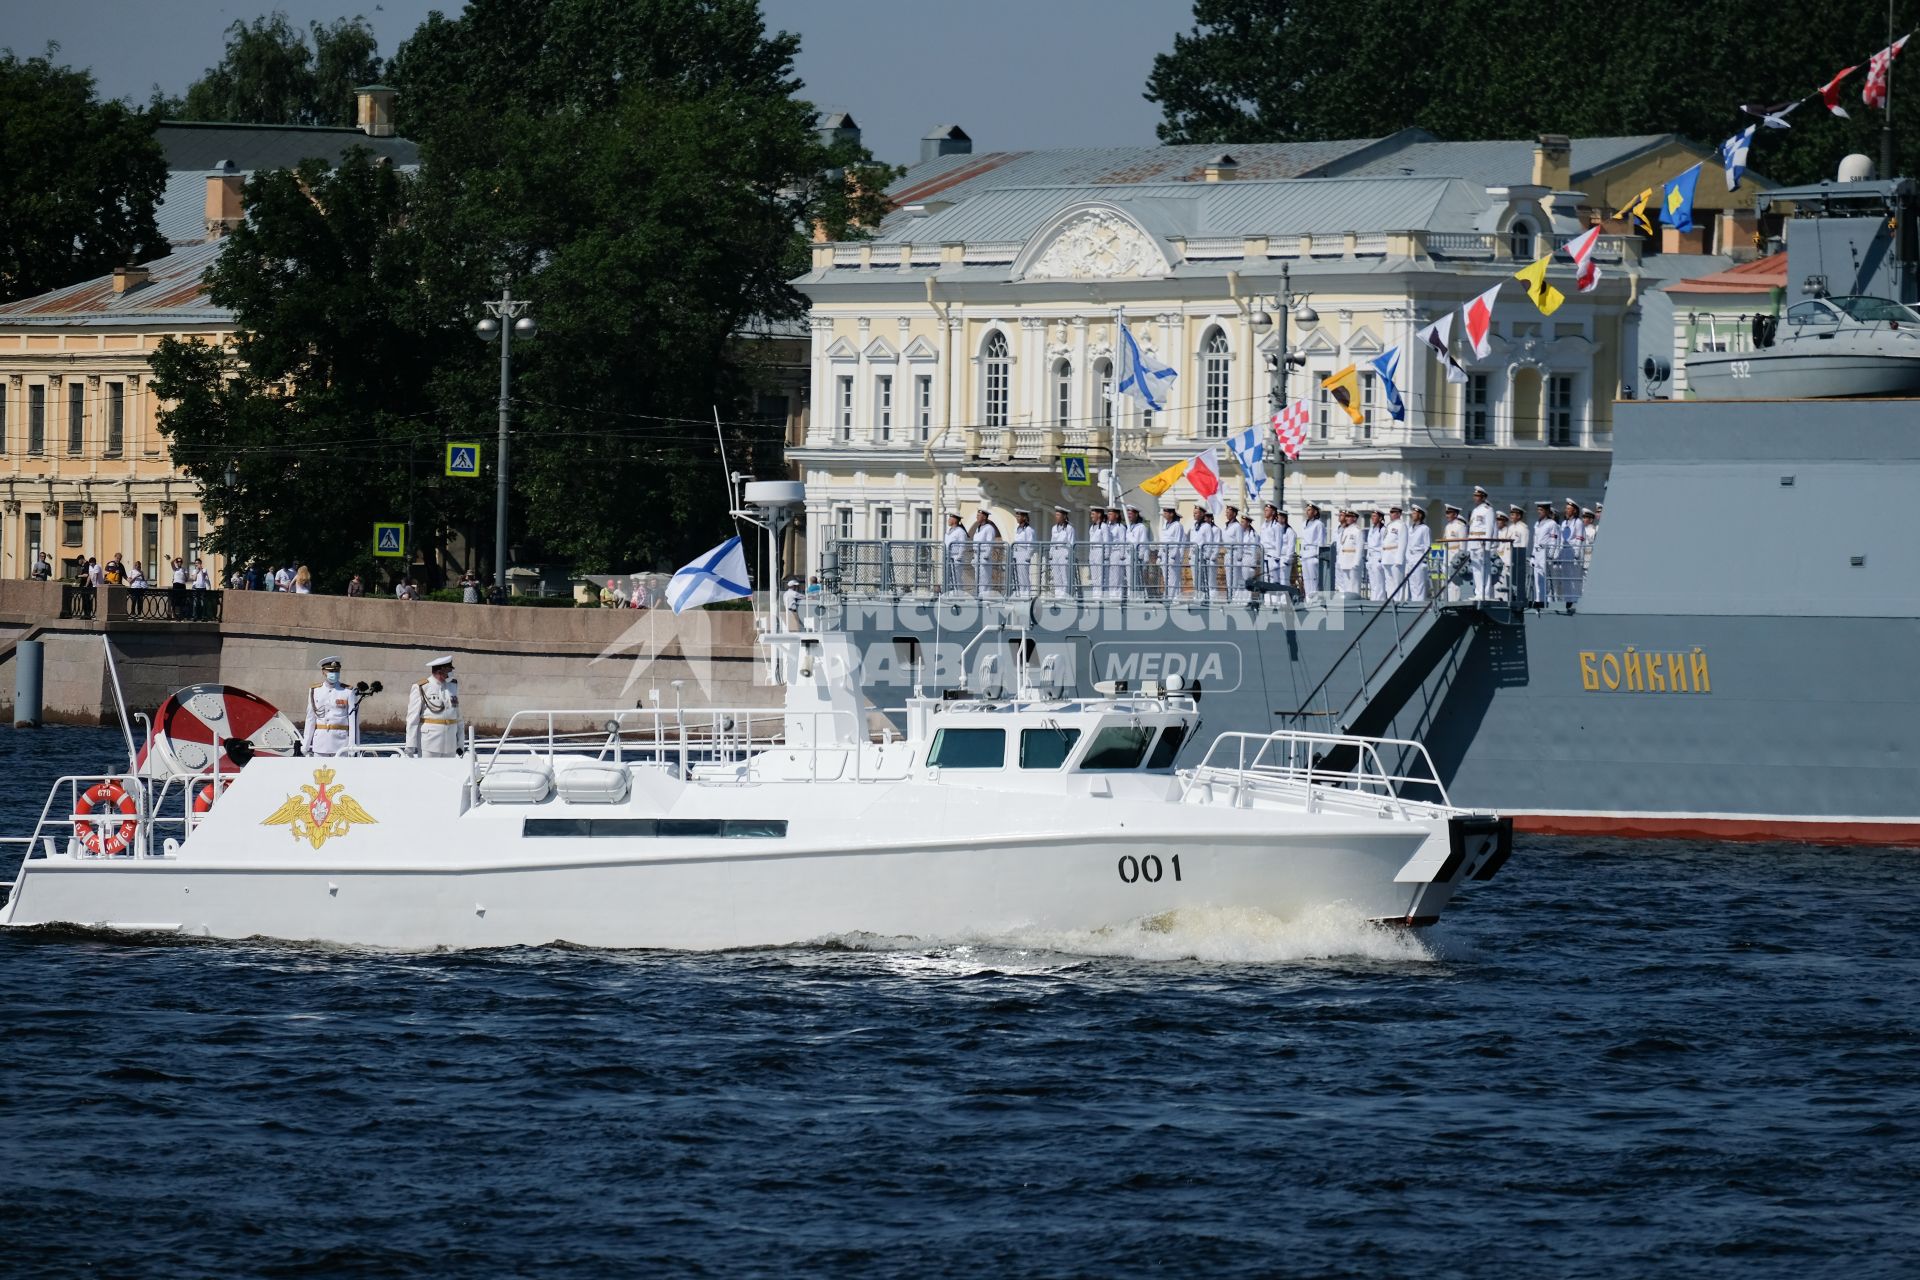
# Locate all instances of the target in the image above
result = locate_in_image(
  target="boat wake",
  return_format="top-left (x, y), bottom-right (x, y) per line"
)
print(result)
top-left (826, 903), bottom-right (1438, 967)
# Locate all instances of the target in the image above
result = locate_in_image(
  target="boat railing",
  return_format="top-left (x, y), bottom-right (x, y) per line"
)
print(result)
top-left (1183, 729), bottom-right (1452, 817)
top-left (0, 771), bottom-right (215, 871)
top-left (471, 706), bottom-right (910, 788)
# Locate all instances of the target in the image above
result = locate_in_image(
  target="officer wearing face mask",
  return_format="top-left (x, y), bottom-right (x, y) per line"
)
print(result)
top-left (303, 656), bottom-right (363, 757)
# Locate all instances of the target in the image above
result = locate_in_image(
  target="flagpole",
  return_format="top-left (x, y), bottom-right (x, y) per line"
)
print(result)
top-left (1111, 307), bottom-right (1125, 507)
top-left (1884, 0), bottom-right (1897, 178)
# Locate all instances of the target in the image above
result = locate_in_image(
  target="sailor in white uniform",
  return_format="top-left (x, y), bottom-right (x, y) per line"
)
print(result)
top-left (1334, 509), bottom-right (1364, 595)
top-left (1085, 508), bottom-right (1108, 598)
top-left (1504, 505), bottom-right (1530, 604)
top-left (1365, 511), bottom-right (1387, 602)
top-left (1299, 504), bottom-right (1328, 598)
top-left (1468, 485), bottom-right (1497, 600)
top-left (1010, 509), bottom-right (1036, 596)
top-left (302, 656), bottom-right (362, 758)
top-left (1047, 506), bottom-right (1076, 596)
top-left (1220, 505), bottom-right (1244, 601)
top-left (1123, 507), bottom-right (1149, 598)
top-left (1097, 507), bottom-right (1120, 597)
top-left (1257, 505), bottom-right (1284, 597)
top-left (942, 512), bottom-right (969, 594)
top-left (971, 510), bottom-right (1000, 597)
top-left (1531, 501), bottom-right (1560, 609)
top-left (406, 655), bottom-right (464, 757)
top-left (1557, 498), bottom-right (1586, 610)
top-left (1158, 505), bottom-right (1189, 599)
top-left (1191, 506), bottom-right (1223, 601)
top-left (1442, 504), bottom-right (1468, 601)
top-left (1403, 504), bottom-right (1433, 602)
top-left (1381, 505), bottom-right (1406, 601)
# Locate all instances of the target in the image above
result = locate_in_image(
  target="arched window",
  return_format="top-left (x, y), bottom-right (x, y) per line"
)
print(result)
top-left (1094, 358), bottom-right (1114, 429)
top-left (1509, 219), bottom-right (1536, 261)
top-left (983, 332), bottom-right (1010, 429)
top-left (1052, 358), bottom-right (1073, 426)
top-left (1201, 327), bottom-right (1231, 438)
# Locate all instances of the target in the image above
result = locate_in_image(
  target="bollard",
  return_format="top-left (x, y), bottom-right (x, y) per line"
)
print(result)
top-left (14, 638), bottom-right (44, 729)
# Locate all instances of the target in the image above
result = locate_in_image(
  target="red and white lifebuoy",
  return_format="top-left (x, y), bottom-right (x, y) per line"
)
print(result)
top-left (193, 784), bottom-right (218, 814)
top-left (139, 685), bottom-right (300, 779)
top-left (74, 781), bottom-right (139, 856)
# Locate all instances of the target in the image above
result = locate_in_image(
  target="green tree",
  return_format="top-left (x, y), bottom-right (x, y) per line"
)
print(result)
top-left (148, 152), bottom-right (480, 585)
top-left (1148, 0), bottom-right (1920, 186)
top-left (175, 12), bottom-right (382, 127)
top-left (0, 48), bottom-right (167, 303)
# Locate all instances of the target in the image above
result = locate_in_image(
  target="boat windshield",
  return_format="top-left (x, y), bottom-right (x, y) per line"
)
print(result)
top-left (1831, 296), bottom-right (1920, 324)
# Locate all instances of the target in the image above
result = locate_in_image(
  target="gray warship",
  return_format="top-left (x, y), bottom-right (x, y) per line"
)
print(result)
top-left (817, 177), bottom-right (1920, 847)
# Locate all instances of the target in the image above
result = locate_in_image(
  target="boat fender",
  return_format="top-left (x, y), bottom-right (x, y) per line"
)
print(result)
top-left (74, 781), bottom-right (139, 856)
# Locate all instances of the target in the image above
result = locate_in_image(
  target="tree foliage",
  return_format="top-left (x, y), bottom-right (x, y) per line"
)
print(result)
top-left (154, 0), bottom-right (897, 580)
top-left (0, 48), bottom-right (167, 303)
top-left (170, 12), bottom-right (382, 128)
top-left (1148, 0), bottom-right (1920, 185)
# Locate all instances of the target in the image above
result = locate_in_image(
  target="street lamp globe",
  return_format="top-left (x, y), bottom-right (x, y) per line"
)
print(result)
top-left (513, 316), bottom-right (538, 338)
top-left (1251, 307), bottom-right (1273, 330)
top-left (475, 316), bottom-right (500, 340)
top-left (1292, 301), bottom-right (1319, 326)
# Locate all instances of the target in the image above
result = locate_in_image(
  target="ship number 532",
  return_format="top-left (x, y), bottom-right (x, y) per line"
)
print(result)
top-left (1117, 854), bottom-right (1183, 883)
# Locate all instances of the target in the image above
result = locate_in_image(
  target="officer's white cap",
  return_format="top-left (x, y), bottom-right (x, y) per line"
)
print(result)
top-left (1564, 496), bottom-right (1579, 506)
top-left (426, 654), bottom-right (455, 669)
top-left (1126, 505), bottom-right (1141, 514)
top-left (1473, 485), bottom-right (1488, 496)
top-left (1509, 504), bottom-right (1525, 514)
top-left (1535, 499), bottom-right (1553, 508)
top-left (1444, 503), bottom-right (1461, 513)
top-left (1013, 508), bottom-right (1029, 516)
top-left (318, 655), bottom-right (342, 669)
top-left (1054, 505), bottom-right (1070, 513)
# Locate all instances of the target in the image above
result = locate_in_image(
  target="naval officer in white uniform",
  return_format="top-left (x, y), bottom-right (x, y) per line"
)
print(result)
top-left (1299, 503), bottom-right (1328, 598)
top-left (406, 655), bottom-right (464, 757)
top-left (942, 512), bottom-right (969, 593)
top-left (303, 655), bottom-right (363, 757)
top-left (1047, 506), bottom-right (1076, 596)
top-left (1403, 504), bottom-right (1433, 602)
top-left (1531, 501), bottom-right (1560, 610)
top-left (1468, 485), bottom-right (1497, 600)
top-left (1010, 509), bottom-right (1036, 596)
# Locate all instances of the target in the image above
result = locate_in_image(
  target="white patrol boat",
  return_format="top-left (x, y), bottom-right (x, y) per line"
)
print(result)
top-left (0, 485), bottom-right (1509, 951)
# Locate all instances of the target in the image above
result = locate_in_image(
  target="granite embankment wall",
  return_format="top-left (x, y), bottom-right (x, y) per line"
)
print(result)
top-left (0, 582), bottom-right (772, 732)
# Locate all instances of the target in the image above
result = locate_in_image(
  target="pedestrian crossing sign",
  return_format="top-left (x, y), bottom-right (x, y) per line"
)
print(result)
top-left (1062, 454), bottom-right (1091, 486)
top-left (373, 523), bottom-right (405, 558)
top-left (445, 442), bottom-right (481, 477)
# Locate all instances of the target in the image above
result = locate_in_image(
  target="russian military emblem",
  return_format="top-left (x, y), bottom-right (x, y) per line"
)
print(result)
top-left (261, 767), bottom-right (378, 849)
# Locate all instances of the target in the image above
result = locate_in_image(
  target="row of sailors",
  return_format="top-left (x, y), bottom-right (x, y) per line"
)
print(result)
top-left (936, 493), bottom-right (1600, 606)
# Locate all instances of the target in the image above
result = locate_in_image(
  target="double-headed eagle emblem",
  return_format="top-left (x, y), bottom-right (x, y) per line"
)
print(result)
top-left (261, 767), bottom-right (377, 850)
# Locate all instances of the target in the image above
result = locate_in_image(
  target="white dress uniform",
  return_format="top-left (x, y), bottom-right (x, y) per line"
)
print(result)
top-left (1220, 518), bottom-right (1243, 601)
top-left (1299, 514), bottom-right (1328, 597)
top-left (1443, 514), bottom-right (1469, 601)
top-left (1192, 517), bottom-right (1223, 601)
top-left (1365, 521), bottom-right (1386, 602)
top-left (1335, 519), bottom-right (1363, 595)
top-left (1258, 516), bottom-right (1284, 589)
top-left (1404, 516), bottom-right (1433, 603)
top-left (1532, 514), bottom-right (1561, 605)
top-left (1468, 496), bottom-right (1497, 599)
top-left (1381, 516), bottom-right (1405, 601)
top-left (1047, 514), bottom-right (1076, 596)
top-left (1086, 514), bottom-right (1107, 598)
top-left (1123, 514), bottom-right (1148, 597)
top-left (1557, 510), bottom-right (1586, 606)
top-left (943, 521), bottom-right (969, 592)
top-left (1010, 517), bottom-right (1036, 595)
top-left (1505, 512), bottom-right (1530, 604)
top-left (972, 520), bottom-right (999, 596)
top-left (303, 667), bottom-right (362, 758)
top-left (406, 662), bottom-right (463, 758)
top-left (1158, 513), bottom-right (1189, 598)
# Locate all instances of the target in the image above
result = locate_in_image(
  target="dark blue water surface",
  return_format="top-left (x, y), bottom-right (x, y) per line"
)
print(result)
top-left (2, 726), bottom-right (1916, 1278)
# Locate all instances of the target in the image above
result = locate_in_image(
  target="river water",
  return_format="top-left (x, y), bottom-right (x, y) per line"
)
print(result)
top-left (1, 726), bottom-right (1915, 1277)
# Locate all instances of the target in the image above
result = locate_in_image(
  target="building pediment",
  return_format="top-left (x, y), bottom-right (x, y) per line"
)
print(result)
top-left (1014, 205), bottom-right (1172, 282)
top-left (823, 336), bottom-right (860, 360)
top-left (862, 336), bottom-right (898, 360)
top-left (903, 336), bottom-right (940, 362)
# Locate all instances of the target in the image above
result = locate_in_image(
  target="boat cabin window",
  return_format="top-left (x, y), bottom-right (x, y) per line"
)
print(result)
top-left (523, 818), bottom-right (788, 838)
top-left (927, 727), bottom-right (1006, 769)
top-left (1019, 726), bottom-right (1082, 769)
top-left (1077, 724), bottom-right (1156, 770)
top-left (1786, 300), bottom-right (1841, 327)
top-left (1833, 295), bottom-right (1920, 324)
top-left (1145, 724), bottom-right (1189, 770)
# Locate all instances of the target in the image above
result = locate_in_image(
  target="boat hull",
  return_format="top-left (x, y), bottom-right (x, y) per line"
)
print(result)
top-left (1684, 349), bottom-right (1920, 399)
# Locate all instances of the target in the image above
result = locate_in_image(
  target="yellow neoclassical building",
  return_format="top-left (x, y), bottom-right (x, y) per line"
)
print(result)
top-left (0, 101), bottom-right (418, 582)
top-left (789, 127), bottom-right (1762, 572)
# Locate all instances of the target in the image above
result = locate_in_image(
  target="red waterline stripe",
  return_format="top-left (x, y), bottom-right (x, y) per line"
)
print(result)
top-left (1510, 813), bottom-right (1920, 849)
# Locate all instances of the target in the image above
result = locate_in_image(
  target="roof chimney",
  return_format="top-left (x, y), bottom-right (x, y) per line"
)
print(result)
top-left (111, 263), bottom-right (151, 295)
top-left (204, 160), bottom-right (244, 240)
top-left (1202, 152), bottom-right (1240, 182)
top-left (1531, 135), bottom-right (1571, 192)
top-left (920, 124), bottom-right (972, 165)
top-left (355, 84), bottom-right (397, 138)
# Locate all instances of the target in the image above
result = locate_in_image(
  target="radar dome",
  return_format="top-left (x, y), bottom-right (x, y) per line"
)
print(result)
top-left (1838, 153), bottom-right (1877, 182)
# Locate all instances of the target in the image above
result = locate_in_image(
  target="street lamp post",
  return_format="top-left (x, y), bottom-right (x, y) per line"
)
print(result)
top-left (1251, 264), bottom-right (1317, 510)
top-left (475, 285), bottom-right (536, 593)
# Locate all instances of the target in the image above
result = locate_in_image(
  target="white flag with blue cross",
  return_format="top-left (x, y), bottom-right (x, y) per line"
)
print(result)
top-left (667, 536), bottom-right (753, 614)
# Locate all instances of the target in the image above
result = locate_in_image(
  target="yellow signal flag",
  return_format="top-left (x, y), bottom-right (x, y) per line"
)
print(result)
top-left (1615, 187), bottom-right (1655, 236)
top-left (1514, 254), bottom-right (1566, 316)
top-left (1138, 455), bottom-right (1192, 498)
top-left (1321, 364), bottom-right (1364, 426)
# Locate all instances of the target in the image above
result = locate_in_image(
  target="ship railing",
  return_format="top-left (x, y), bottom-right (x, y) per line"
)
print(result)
top-left (824, 537), bottom-right (1289, 603)
top-left (471, 706), bottom-right (908, 789)
top-left (0, 772), bottom-right (212, 869)
top-left (1184, 729), bottom-right (1452, 817)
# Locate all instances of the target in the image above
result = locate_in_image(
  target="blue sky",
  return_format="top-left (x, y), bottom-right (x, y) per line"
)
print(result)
top-left (3, 0), bottom-right (1186, 163)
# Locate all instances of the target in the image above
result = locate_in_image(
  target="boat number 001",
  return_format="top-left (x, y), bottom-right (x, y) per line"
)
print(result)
top-left (1116, 854), bottom-right (1183, 884)
top-left (1729, 360), bottom-right (1752, 379)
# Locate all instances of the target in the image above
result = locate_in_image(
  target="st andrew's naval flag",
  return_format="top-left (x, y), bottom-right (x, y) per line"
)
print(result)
top-left (668, 536), bottom-right (752, 614)
top-left (1116, 320), bottom-right (1177, 411)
